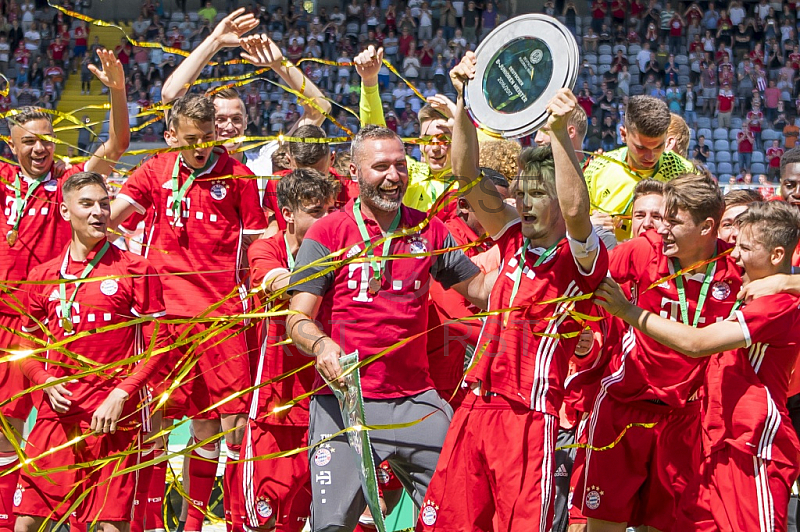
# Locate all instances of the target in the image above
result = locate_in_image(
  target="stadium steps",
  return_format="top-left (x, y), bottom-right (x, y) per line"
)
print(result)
top-left (55, 23), bottom-right (132, 157)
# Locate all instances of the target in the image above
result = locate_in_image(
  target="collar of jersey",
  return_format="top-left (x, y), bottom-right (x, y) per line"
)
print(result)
top-left (667, 259), bottom-right (707, 283)
top-left (61, 237), bottom-right (109, 276)
top-left (178, 147), bottom-right (223, 178)
top-left (20, 169), bottom-right (52, 185)
top-left (347, 198), bottom-right (407, 231)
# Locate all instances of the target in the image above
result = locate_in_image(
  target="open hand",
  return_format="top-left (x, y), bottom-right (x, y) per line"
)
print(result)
top-left (240, 33), bottom-right (285, 68)
top-left (88, 49), bottom-right (125, 91)
top-left (212, 7), bottom-right (259, 48)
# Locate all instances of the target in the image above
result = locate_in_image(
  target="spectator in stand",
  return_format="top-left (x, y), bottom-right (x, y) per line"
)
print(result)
top-left (198, 1), bottom-right (218, 24)
top-left (701, 61), bottom-right (718, 115)
top-left (784, 120), bottom-right (800, 150)
top-left (747, 101), bottom-right (765, 149)
top-left (693, 134), bottom-right (710, 163)
top-left (586, 115), bottom-right (602, 152)
top-left (765, 79), bottom-right (781, 123)
top-left (768, 140), bottom-right (786, 181)
top-left (738, 124), bottom-right (755, 171)
top-left (462, 1), bottom-right (478, 44)
top-left (591, 0), bottom-right (606, 33)
top-left (480, 2), bottom-right (498, 40)
top-left (668, 10), bottom-right (684, 55)
top-left (717, 82), bottom-right (735, 128)
top-left (602, 115), bottom-right (618, 152)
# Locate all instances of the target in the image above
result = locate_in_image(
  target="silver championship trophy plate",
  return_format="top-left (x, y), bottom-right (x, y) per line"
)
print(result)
top-left (465, 14), bottom-right (580, 138)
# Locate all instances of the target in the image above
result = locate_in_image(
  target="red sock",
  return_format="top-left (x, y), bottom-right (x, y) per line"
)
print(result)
top-left (223, 444), bottom-right (242, 532)
top-left (131, 446), bottom-right (156, 532)
top-left (146, 450), bottom-right (168, 532)
top-left (0, 451), bottom-right (19, 532)
top-left (183, 440), bottom-right (220, 532)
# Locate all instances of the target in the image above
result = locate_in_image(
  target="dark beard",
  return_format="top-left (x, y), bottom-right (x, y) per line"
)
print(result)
top-left (357, 175), bottom-right (406, 212)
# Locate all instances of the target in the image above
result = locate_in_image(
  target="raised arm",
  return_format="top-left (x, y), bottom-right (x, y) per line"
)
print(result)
top-left (594, 277), bottom-right (747, 357)
top-left (355, 45), bottom-right (387, 126)
top-left (161, 8), bottom-right (258, 103)
top-left (240, 34), bottom-right (331, 127)
top-left (449, 52), bottom-right (517, 237)
top-left (84, 49), bottom-right (129, 176)
top-left (547, 89), bottom-right (599, 271)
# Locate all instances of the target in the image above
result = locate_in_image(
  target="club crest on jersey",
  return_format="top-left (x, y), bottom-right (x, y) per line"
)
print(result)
top-left (585, 486), bottom-right (603, 510)
top-left (44, 179), bottom-right (58, 192)
top-left (13, 486), bottom-right (22, 507)
top-left (100, 279), bottom-right (118, 296)
top-left (711, 281), bottom-right (731, 301)
top-left (210, 182), bottom-right (227, 200)
top-left (408, 235), bottom-right (429, 258)
top-left (420, 500), bottom-right (438, 526)
top-left (255, 497), bottom-right (273, 518)
top-left (377, 467), bottom-right (391, 484)
top-left (314, 447), bottom-right (332, 467)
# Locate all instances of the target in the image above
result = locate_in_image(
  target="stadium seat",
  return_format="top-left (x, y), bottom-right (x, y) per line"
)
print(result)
top-left (706, 151), bottom-right (715, 163)
top-left (629, 65), bottom-right (640, 76)
top-left (613, 44), bottom-right (627, 54)
top-left (689, 129), bottom-right (696, 140)
top-left (598, 64), bottom-right (611, 74)
top-left (751, 163), bottom-right (767, 174)
top-left (730, 117), bottom-right (743, 128)
top-left (719, 173), bottom-right (732, 182)
top-left (585, 54), bottom-right (598, 65)
top-left (751, 151), bottom-right (765, 163)
top-left (730, 140), bottom-right (738, 152)
top-left (674, 54), bottom-right (688, 65)
top-left (762, 130), bottom-right (779, 142)
top-left (718, 162), bottom-right (733, 174)
top-left (631, 85), bottom-right (644, 95)
top-left (729, 128), bottom-right (741, 140)
top-left (678, 75), bottom-right (690, 85)
top-left (629, 44), bottom-right (642, 55)
top-left (678, 65), bottom-right (690, 76)
top-left (716, 151), bottom-right (732, 163)
top-left (599, 45), bottom-right (613, 56)
top-left (714, 139), bottom-right (730, 151)
top-left (697, 117), bottom-right (712, 129)
top-left (713, 128), bottom-right (727, 140)
top-left (599, 54), bottom-right (613, 65)
top-left (697, 127), bottom-right (712, 139)
top-left (706, 162), bottom-right (716, 174)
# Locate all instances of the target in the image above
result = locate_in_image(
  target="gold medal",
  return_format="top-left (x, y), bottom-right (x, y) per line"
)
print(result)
top-left (6, 229), bottom-right (18, 247)
top-left (61, 316), bottom-right (73, 333)
top-left (368, 277), bottom-right (381, 295)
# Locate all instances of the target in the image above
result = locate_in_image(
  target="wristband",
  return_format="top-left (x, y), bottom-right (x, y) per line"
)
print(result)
top-left (311, 335), bottom-right (328, 354)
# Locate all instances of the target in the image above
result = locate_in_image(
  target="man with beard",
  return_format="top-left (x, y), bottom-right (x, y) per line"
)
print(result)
top-left (286, 125), bottom-right (495, 531)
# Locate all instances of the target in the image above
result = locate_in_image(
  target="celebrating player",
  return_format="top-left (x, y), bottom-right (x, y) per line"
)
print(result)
top-left (417, 53), bottom-right (608, 532)
top-left (14, 171), bottom-right (167, 532)
top-left (577, 172), bottom-right (742, 531)
top-left (0, 48), bottom-right (129, 532)
top-left (595, 201), bottom-right (800, 532)
top-left (109, 93), bottom-right (266, 532)
top-left (237, 169), bottom-right (337, 532)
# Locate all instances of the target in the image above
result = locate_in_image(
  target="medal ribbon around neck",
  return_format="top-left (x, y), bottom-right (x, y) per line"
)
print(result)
top-left (671, 254), bottom-right (717, 328)
top-left (352, 198), bottom-right (402, 294)
top-left (170, 153), bottom-right (217, 226)
top-left (508, 239), bottom-right (559, 310)
top-left (58, 241), bottom-right (110, 332)
top-left (6, 173), bottom-right (48, 247)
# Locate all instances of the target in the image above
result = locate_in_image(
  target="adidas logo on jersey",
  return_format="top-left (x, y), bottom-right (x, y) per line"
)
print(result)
top-left (555, 464), bottom-right (569, 477)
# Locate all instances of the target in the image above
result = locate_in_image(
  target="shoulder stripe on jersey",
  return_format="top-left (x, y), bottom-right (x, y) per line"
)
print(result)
top-left (491, 218), bottom-right (520, 242)
top-left (117, 194), bottom-right (147, 216)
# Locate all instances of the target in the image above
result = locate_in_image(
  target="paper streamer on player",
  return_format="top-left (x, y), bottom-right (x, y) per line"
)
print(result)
top-left (325, 351), bottom-right (387, 532)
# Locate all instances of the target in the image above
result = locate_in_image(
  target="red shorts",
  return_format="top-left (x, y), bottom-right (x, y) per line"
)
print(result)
top-left (156, 321), bottom-right (252, 418)
top-left (15, 415), bottom-right (141, 522)
top-left (236, 421), bottom-right (311, 532)
top-left (576, 394), bottom-right (702, 531)
top-left (416, 393), bottom-right (557, 532)
top-left (675, 446), bottom-right (800, 532)
top-left (0, 313), bottom-right (33, 419)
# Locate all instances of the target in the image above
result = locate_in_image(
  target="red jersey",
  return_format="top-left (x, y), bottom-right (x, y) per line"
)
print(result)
top-left (73, 26), bottom-right (87, 46)
top-left (247, 232), bottom-right (323, 426)
top-left (747, 110), bottom-right (763, 132)
top-left (290, 200), bottom-right (480, 399)
top-left (426, 216), bottom-right (493, 402)
top-left (0, 163), bottom-right (85, 315)
top-left (465, 221), bottom-right (609, 416)
top-left (19, 240), bottom-right (167, 420)
top-left (718, 92), bottom-right (735, 113)
top-left (605, 231), bottom-right (742, 407)
top-left (48, 41), bottom-right (66, 61)
top-left (703, 294), bottom-right (800, 467)
top-left (118, 148), bottom-right (266, 317)
top-left (738, 132), bottom-right (754, 153)
top-left (789, 52), bottom-right (800, 71)
top-left (767, 146), bottom-right (784, 168)
top-left (263, 168), bottom-right (359, 230)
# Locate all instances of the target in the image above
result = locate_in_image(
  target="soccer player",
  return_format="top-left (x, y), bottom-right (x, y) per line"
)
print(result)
top-left (109, 93), bottom-right (267, 532)
top-left (577, 172), bottom-right (742, 532)
top-left (237, 169), bottom-right (337, 532)
top-left (630, 179), bottom-right (665, 238)
top-left (14, 171), bottom-right (167, 532)
top-left (718, 189), bottom-right (762, 244)
top-left (595, 200), bottom-right (800, 532)
top-left (286, 124), bottom-right (492, 531)
top-left (0, 48), bottom-right (129, 532)
top-left (261, 125), bottom-right (359, 233)
top-left (583, 95), bottom-right (696, 240)
top-left (417, 53), bottom-right (609, 531)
